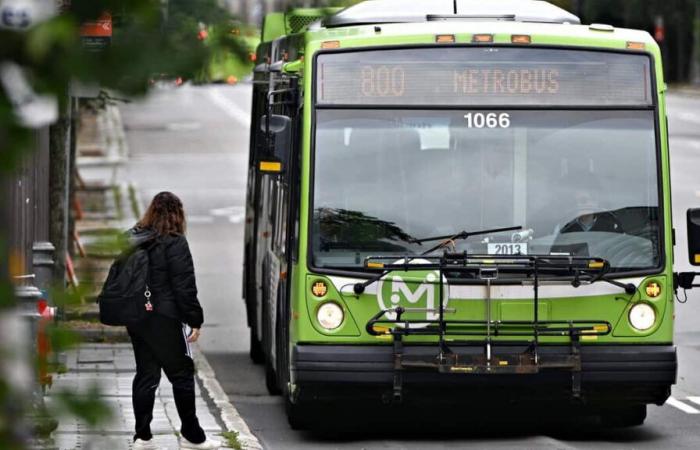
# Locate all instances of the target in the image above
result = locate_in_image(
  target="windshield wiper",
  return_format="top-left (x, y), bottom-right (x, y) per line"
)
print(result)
top-left (598, 276), bottom-right (637, 295)
top-left (416, 226), bottom-right (522, 256)
top-left (351, 226), bottom-right (522, 295)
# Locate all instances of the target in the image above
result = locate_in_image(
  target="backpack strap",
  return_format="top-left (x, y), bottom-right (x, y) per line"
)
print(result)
top-left (140, 237), bottom-right (158, 309)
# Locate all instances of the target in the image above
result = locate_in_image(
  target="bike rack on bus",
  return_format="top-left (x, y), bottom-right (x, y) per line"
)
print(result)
top-left (362, 253), bottom-right (614, 402)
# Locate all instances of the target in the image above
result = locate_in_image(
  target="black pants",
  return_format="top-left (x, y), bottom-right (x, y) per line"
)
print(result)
top-left (128, 314), bottom-right (205, 444)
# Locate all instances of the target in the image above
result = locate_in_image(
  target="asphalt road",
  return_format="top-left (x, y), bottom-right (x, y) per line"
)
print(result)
top-left (121, 84), bottom-right (700, 449)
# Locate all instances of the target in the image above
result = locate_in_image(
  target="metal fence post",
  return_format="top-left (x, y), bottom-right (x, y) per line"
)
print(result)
top-left (32, 242), bottom-right (55, 294)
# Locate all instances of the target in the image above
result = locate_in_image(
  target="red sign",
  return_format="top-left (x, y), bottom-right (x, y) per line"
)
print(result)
top-left (80, 12), bottom-right (112, 37)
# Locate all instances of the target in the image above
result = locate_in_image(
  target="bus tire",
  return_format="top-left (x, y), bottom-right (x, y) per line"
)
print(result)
top-left (285, 397), bottom-right (310, 430)
top-left (265, 358), bottom-right (281, 395)
top-left (600, 405), bottom-right (647, 427)
top-left (249, 327), bottom-right (264, 364)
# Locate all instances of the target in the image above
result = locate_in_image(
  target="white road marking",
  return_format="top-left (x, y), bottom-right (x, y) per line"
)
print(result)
top-left (666, 397), bottom-right (700, 414)
top-left (210, 205), bottom-right (245, 224)
top-left (685, 396), bottom-right (700, 408)
top-left (207, 87), bottom-right (251, 127)
top-left (669, 136), bottom-right (700, 149)
top-left (676, 112), bottom-right (700, 124)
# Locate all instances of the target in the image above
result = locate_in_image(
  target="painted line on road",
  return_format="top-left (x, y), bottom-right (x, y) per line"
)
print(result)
top-left (193, 344), bottom-right (263, 450)
top-left (208, 88), bottom-right (251, 128)
top-left (666, 397), bottom-right (700, 414)
top-left (210, 206), bottom-right (246, 224)
top-left (686, 396), bottom-right (700, 408)
top-left (676, 112), bottom-right (700, 124)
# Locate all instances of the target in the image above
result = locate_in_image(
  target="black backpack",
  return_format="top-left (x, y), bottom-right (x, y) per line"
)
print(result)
top-left (98, 238), bottom-right (157, 326)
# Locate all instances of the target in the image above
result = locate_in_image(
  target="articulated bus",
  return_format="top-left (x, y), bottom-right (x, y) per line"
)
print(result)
top-left (243, 0), bottom-right (700, 428)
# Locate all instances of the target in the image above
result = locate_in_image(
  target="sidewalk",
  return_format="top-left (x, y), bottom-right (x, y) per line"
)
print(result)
top-left (49, 102), bottom-right (261, 450)
top-left (48, 344), bottom-right (226, 449)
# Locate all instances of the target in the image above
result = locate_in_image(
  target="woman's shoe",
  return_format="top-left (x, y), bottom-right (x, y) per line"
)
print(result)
top-left (179, 437), bottom-right (222, 449)
top-left (133, 438), bottom-right (160, 449)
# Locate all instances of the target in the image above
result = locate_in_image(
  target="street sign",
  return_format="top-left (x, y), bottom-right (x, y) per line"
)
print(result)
top-left (80, 12), bottom-right (112, 51)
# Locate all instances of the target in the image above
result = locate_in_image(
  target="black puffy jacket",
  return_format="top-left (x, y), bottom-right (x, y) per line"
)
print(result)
top-left (128, 227), bottom-right (204, 328)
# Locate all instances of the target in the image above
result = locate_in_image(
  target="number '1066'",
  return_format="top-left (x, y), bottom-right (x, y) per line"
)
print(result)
top-left (464, 112), bottom-right (511, 129)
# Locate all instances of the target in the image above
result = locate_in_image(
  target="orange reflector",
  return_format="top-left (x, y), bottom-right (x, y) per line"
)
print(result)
top-left (589, 261), bottom-right (605, 269)
top-left (367, 262), bottom-right (384, 269)
top-left (645, 282), bottom-right (661, 298)
top-left (694, 254), bottom-right (700, 264)
top-left (259, 161), bottom-right (282, 172)
top-left (593, 325), bottom-right (608, 332)
top-left (321, 40), bottom-right (341, 49)
top-left (626, 41), bottom-right (646, 50)
top-left (373, 325), bottom-right (391, 335)
top-left (472, 34), bottom-right (494, 43)
top-left (511, 35), bottom-right (531, 44)
top-left (311, 281), bottom-right (328, 298)
top-left (436, 34), bottom-right (456, 43)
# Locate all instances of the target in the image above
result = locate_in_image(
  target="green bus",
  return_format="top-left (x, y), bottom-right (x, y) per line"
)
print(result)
top-left (243, 0), bottom-right (700, 428)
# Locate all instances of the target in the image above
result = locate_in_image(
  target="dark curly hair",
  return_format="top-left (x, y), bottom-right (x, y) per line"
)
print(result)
top-left (137, 191), bottom-right (186, 236)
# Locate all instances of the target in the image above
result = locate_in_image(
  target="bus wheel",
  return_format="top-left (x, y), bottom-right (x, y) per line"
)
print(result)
top-left (249, 327), bottom-right (264, 364)
top-left (600, 405), bottom-right (647, 427)
top-left (285, 397), bottom-right (310, 430)
top-left (265, 358), bottom-right (281, 395)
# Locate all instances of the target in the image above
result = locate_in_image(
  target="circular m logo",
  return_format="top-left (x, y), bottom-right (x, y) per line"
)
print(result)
top-left (376, 259), bottom-right (449, 328)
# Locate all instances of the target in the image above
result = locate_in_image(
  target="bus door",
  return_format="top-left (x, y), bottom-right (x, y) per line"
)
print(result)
top-left (258, 74), bottom-right (301, 375)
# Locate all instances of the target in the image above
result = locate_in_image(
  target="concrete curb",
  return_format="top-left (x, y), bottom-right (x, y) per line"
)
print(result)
top-left (192, 345), bottom-right (263, 450)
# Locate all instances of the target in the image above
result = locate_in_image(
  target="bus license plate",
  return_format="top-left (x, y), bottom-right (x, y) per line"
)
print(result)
top-left (487, 243), bottom-right (528, 255)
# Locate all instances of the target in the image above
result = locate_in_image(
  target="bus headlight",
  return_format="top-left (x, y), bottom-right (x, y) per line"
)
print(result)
top-left (629, 303), bottom-right (655, 331)
top-left (317, 302), bottom-right (344, 330)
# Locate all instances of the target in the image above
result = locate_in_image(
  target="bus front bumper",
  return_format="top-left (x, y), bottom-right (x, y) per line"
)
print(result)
top-left (291, 344), bottom-right (676, 405)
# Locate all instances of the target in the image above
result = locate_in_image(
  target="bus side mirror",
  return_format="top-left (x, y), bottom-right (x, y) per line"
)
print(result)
top-left (687, 208), bottom-right (700, 266)
top-left (258, 114), bottom-right (291, 174)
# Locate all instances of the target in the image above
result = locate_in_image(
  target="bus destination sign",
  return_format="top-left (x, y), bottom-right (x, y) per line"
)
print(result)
top-left (316, 48), bottom-right (652, 107)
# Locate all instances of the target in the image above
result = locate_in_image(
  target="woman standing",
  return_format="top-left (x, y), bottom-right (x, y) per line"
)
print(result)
top-left (128, 192), bottom-right (220, 450)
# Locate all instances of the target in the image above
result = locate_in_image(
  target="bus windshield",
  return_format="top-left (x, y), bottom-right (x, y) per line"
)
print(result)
top-left (311, 49), bottom-right (660, 274)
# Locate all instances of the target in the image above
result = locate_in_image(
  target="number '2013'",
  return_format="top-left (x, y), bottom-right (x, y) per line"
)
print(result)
top-left (464, 112), bottom-right (511, 129)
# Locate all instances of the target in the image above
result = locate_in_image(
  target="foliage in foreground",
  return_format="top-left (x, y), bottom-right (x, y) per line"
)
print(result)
top-left (0, 1), bottom-right (248, 448)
